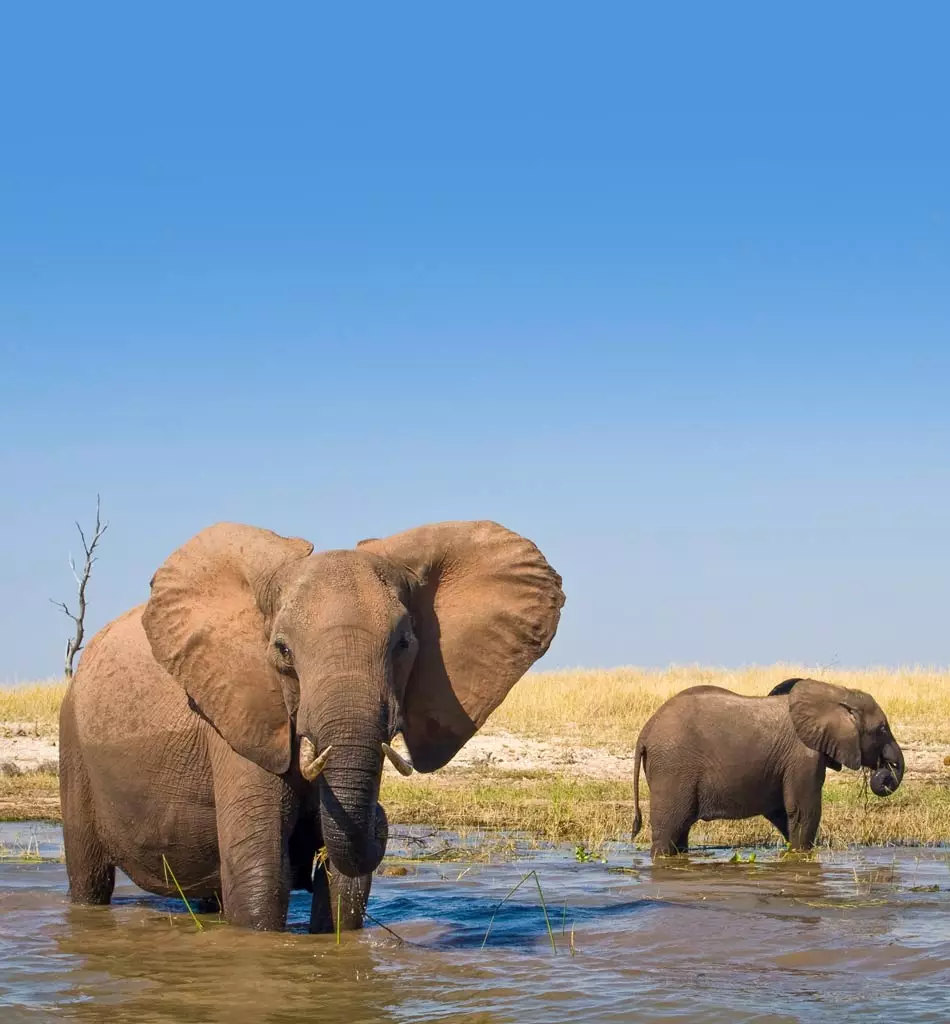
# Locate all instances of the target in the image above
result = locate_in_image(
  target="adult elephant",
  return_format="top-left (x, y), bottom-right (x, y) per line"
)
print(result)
top-left (59, 520), bottom-right (564, 932)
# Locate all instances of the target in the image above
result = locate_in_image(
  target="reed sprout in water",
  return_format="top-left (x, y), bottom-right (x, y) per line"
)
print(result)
top-left (162, 854), bottom-right (204, 931)
top-left (482, 869), bottom-right (557, 953)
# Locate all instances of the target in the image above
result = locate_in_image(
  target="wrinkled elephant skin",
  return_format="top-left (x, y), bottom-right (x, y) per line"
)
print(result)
top-left (60, 520), bottom-right (564, 931)
top-left (631, 677), bottom-right (904, 857)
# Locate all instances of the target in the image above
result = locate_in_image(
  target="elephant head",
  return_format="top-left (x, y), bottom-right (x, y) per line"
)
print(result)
top-left (769, 677), bottom-right (904, 796)
top-left (141, 521), bottom-right (564, 878)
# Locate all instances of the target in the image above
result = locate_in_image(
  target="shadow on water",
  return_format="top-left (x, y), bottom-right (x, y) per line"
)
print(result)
top-left (4, 823), bottom-right (950, 1022)
top-left (373, 889), bottom-right (661, 949)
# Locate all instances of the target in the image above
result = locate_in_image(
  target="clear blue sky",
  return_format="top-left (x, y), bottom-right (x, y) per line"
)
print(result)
top-left (2, 3), bottom-right (949, 680)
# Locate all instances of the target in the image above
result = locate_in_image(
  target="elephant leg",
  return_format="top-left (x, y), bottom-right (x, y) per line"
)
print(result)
top-left (652, 822), bottom-right (692, 857)
top-left (650, 809), bottom-right (694, 857)
top-left (60, 701), bottom-right (115, 905)
top-left (786, 804), bottom-right (821, 850)
top-left (784, 773), bottom-right (823, 851)
top-left (309, 860), bottom-right (373, 934)
top-left (764, 808), bottom-right (790, 843)
top-left (649, 781), bottom-right (695, 857)
top-left (209, 733), bottom-right (295, 930)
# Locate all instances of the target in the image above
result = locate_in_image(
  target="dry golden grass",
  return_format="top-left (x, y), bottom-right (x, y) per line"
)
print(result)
top-left (0, 680), bottom-right (66, 734)
top-left (4, 665), bottom-right (944, 746)
top-left (488, 665), bottom-right (950, 749)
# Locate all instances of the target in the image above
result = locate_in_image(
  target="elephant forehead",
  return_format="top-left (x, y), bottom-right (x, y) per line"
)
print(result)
top-left (279, 551), bottom-right (406, 621)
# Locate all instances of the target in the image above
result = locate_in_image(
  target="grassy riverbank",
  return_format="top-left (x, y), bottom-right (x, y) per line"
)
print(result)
top-left (3, 666), bottom-right (950, 848)
top-left (380, 768), bottom-right (950, 850)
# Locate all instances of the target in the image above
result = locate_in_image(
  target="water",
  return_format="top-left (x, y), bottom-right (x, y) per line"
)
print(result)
top-left (3, 823), bottom-right (950, 1022)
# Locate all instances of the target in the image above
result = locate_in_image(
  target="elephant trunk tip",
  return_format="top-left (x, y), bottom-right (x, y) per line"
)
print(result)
top-left (870, 747), bottom-right (904, 798)
top-left (869, 766), bottom-right (899, 797)
top-left (322, 808), bottom-right (389, 878)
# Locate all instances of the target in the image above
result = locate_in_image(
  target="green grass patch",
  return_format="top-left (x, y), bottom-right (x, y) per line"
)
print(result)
top-left (381, 769), bottom-right (950, 851)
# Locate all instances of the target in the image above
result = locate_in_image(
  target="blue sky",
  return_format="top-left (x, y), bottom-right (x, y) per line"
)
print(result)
top-left (2, 3), bottom-right (949, 679)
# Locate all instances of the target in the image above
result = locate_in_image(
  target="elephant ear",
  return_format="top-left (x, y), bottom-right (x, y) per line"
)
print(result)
top-left (142, 523), bottom-right (313, 774)
top-left (768, 677), bottom-right (804, 697)
top-left (359, 521), bottom-right (564, 772)
top-left (786, 678), bottom-right (862, 770)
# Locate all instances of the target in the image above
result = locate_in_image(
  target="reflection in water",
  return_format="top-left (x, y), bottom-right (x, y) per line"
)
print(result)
top-left (3, 824), bottom-right (950, 1022)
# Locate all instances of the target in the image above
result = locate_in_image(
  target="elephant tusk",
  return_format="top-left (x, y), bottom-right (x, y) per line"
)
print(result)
top-left (381, 742), bottom-right (414, 776)
top-left (299, 738), bottom-right (333, 781)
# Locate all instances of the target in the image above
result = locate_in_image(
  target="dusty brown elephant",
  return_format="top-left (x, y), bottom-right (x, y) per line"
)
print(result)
top-left (59, 520), bottom-right (564, 931)
top-left (631, 677), bottom-right (904, 856)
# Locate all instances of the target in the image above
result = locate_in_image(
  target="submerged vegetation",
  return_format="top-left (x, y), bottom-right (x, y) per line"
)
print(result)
top-left (2, 666), bottom-right (950, 847)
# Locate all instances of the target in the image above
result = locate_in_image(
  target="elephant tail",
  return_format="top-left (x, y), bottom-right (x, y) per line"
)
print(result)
top-left (631, 741), bottom-right (645, 841)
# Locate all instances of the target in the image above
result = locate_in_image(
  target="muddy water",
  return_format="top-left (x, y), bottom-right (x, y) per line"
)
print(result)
top-left (2, 824), bottom-right (950, 1022)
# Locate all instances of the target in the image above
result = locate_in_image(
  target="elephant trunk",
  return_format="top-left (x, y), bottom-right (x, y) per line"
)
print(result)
top-left (870, 739), bottom-right (905, 797)
top-left (298, 641), bottom-right (391, 878)
top-left (317, 736), bottom-right (389, 877)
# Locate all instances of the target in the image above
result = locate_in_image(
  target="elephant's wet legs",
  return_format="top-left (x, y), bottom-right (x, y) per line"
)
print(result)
top-left (309, 862), bottom-right (373, 933)
top-left (784, 773), bottom-right (822, 850)
top-left (649, 808), bottom-right (694, 857)
top-left (60, 715), bottom-right (115, 905)
top-left (786, 802), bottom-right (820, 850)
top-left (62, 811), bottom-right (115, 905)
top-left (648, 781), bottom-right (695, 857)
top-left (651, 827), bottom-right (692, 857)
top-left (210, 738), bottom-right (295, 930)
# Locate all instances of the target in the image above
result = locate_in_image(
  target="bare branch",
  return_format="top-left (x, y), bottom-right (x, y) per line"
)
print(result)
top-left (51, 496), bottom-right (108, 678)
top-left (50, 597), bottom-right (79, 623)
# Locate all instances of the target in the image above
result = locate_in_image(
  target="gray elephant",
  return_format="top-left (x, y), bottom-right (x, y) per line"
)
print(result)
top-left (631, 677), bottom-right (904, 856)
top-left (59, 520), bottom-right (564, 931)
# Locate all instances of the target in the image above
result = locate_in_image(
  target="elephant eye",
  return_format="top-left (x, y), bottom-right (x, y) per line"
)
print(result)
top-left (275, 639), bottom-right (293, 661)
top-left (396, 634), bottom-right (412, 651)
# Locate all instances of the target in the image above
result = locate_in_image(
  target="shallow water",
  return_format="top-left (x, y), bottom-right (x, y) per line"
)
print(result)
top-left (2, 824), bottom-right (950, 1022)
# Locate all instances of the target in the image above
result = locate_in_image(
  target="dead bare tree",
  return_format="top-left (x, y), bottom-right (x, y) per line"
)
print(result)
top-left (51, 496), bottom-right (108, 678)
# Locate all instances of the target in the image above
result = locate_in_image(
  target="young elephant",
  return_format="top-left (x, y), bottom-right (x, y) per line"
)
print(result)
top-left (631, 677), bottom-right (904, 856)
